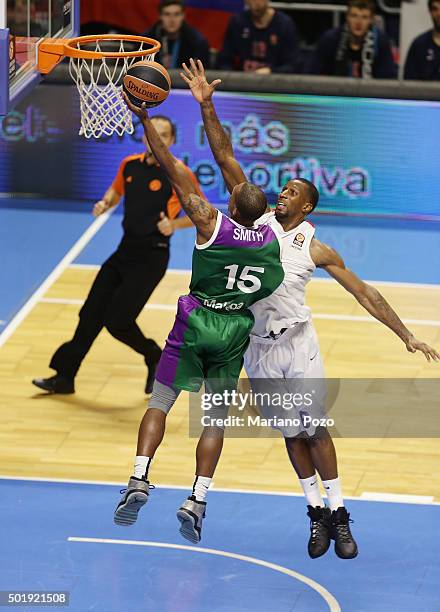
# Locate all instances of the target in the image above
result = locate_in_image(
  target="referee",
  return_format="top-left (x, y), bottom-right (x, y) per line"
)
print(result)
top-left (33, 115), bottom-right (200, 395)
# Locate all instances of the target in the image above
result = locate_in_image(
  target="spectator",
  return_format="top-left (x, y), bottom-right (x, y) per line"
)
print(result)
top-left (308, 0), bottom-right (397, 78)
top-left (217, 0), bottom-right (299, 73)
top-left (144, 0), bottom-right (210, 69)
top-left (404, 0), bottom-right (440, 80)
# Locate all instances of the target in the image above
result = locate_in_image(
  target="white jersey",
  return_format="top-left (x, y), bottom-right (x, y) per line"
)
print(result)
top-left (250, 212), bottom-right (316, 337)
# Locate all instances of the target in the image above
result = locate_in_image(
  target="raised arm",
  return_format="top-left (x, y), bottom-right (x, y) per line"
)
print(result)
top-left (310, 239), bottom-right (440, 362)
top-left (180, 59), bottom-right (247, 194)
top-left (123, 93), bottom-right (217, 242)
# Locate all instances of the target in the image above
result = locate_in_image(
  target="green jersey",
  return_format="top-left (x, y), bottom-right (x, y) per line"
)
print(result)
top-left (155, 211), bottom-right (284, 392)
top-left (189, 212), bottom-right (284, 314)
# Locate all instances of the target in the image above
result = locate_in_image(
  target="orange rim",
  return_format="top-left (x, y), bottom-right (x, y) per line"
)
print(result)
top-left (64, 34), bottom-right (161, 59)
top-left (38, 35), bottom-right (161, 74)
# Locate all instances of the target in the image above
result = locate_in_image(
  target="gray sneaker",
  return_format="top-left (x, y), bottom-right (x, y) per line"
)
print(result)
top-left (176, 496), bottom-right (206, 543)
top-left (114, 477), bottom-right (153, 526)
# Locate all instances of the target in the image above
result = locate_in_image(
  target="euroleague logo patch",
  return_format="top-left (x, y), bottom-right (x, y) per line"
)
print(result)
top-left (292, 233), bottom-right (305, 248)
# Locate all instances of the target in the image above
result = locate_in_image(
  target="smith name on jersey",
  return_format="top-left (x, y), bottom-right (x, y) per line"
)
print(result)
top-left (189, 212), bottom-right (284, 313)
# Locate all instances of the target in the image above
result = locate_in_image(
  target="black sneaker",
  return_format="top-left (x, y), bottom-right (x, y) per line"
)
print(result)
top-left (176, 495), bottom-right (206, 543)
top-left (307, 505), bottom-right (332, 559)
top-left (145, 346), bottom-right (162, 394)
top-left (32, 375), bottom-right (75, 394)
top-left (331, 507), bottom-right (358, 559)
top-left (114, 477), bottom-right (154, 526)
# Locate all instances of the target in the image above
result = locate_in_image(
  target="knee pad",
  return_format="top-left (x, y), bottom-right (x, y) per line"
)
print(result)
top-left (149, 380), bottom-right (180, 414)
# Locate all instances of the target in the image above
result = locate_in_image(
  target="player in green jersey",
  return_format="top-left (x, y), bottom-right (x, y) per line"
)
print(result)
top-left (114, 94), bottom-right (284, 542)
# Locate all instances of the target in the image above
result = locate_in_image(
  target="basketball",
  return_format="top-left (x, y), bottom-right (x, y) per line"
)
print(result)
top-left (123, 60), bottom-right (171, 109)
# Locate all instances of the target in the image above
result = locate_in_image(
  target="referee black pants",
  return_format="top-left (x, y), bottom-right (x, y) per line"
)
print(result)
top-left (50, 241), bottom-right (169, 380)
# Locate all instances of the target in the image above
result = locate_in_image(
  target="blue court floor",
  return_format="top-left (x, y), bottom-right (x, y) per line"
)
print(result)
top-left (1, 478), bottom-right (439, 611)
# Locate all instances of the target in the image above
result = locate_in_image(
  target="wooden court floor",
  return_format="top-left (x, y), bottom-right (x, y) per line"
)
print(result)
top-left (1, 266), bottom-right (439, 499)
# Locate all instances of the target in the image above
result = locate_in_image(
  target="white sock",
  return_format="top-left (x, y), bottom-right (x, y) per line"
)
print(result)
top-left (133, 456), bottom-right (152, 480)
top-left (192, 475), bottom-right (212, 502)
top-left (322, 477), bottom-right (344, 511)
top-left (299, 474), bottom-right (324, 508)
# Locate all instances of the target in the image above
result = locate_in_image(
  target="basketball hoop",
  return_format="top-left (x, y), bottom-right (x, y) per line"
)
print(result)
top-left (39, 35), bottom-right (161, 139)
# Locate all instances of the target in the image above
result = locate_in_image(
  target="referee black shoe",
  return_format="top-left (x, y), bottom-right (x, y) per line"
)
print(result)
top-left (144, 346), bottom-right (162, 394)
top-left (177, 496), bottom-right (206, 543)
top-left (114, 477), bottom-right (154, 526)
top-left (32, 375), bottom-right (75, 394)
top-left (331, 507), bottom-right (358, 559)
top-left (307, 505), bottom-right (332, 558)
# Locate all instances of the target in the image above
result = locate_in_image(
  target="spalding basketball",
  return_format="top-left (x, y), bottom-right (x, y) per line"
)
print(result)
top-left (123, 60), bottom-right (171, 109)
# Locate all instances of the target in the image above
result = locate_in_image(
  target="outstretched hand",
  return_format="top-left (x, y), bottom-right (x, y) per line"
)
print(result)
top-left (122, 91), bottom-right (148, 122)
top-left (180, 58), bottom-right (221, 104)
top-left (405, 335), bottom-right (440, 362)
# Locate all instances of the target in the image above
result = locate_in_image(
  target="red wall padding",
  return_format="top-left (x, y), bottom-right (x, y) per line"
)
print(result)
top-left (80, 0), bottom-right (234, 49)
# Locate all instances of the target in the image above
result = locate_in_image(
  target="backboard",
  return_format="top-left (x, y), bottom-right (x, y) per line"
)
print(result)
top-left (0, 0), bottom-right (78, 115)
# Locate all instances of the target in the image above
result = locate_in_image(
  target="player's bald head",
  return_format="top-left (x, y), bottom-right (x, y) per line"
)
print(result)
top-left (230, 182), bottom-right (268, 224)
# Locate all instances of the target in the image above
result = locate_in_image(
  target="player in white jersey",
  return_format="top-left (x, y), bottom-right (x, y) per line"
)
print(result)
top-left (182, 59), bottom-right (440, 559)
top-left (246, 207), bottom-right (327, 430)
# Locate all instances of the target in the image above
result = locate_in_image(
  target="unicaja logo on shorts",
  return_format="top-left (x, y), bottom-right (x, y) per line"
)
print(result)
top-left (203, 298), bottom-right (244, 311)
top-left (292, 233), bottom-right (305, 248)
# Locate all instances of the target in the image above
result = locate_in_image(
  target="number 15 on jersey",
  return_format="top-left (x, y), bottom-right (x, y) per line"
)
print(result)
top-left (224, 265), bottom-right (265, 294)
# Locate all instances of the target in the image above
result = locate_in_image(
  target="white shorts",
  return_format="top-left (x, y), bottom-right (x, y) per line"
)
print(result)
top-left (244, 320), bottom-right (327, 437)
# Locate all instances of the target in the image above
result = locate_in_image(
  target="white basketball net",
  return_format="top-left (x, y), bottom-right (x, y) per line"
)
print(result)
top-left (68, 39), bottom-right (157, 139)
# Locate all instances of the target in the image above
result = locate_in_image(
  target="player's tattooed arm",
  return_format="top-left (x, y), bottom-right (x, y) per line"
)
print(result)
top-left (179, 192), bottom-right (217, 238)
top-left (168, 178), bottom-right (217, 241)
top-left (311, 239), bottom-right (440, 362)
top-left (122, 92), bottom-right (217, 240)
top-left (180, 59), bottom-right (246, 193)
